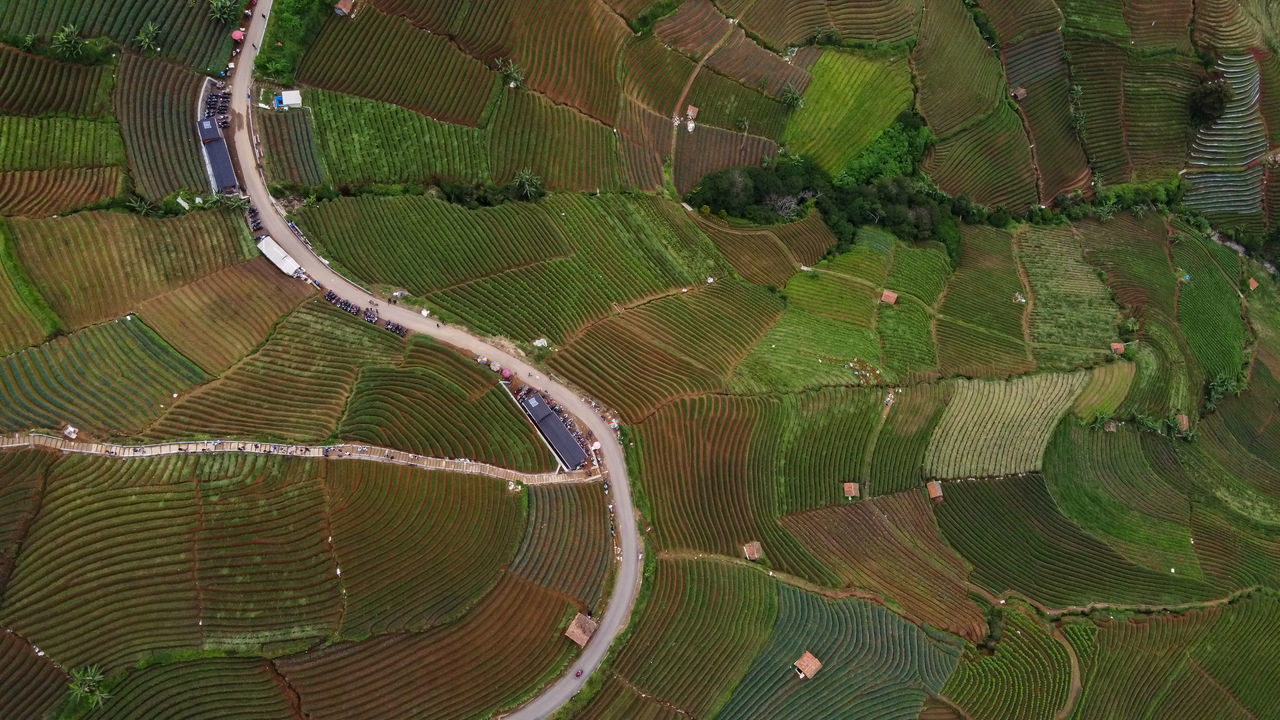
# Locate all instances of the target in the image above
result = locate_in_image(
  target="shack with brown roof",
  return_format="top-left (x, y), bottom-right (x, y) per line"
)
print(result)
top-left (564, 613), bottom-right (598, 647)
top-left (927, 480), bottom-right (944, 503)
top-left (880, 289), bottom-right (898, 304)
top-left (793, 651), bottom-right (823, 679)
top-left (743, 541), bottom-right (763, 561)
top-left (844, 482), bottom-right (860, 499)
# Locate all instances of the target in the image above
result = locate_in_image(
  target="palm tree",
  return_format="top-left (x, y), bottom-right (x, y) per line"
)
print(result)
top-left (51, 24), bottom-right (83, 58)
top-left (126, 196), bottom-right (155, 216)
top-left (69, 665), bottom-right (110, 709)
top-left (512, 168), bottom-right (542, 200)
top-left (134, 21), bottom-right (161, 54)
top-left (780, 81), bottom-right (804, 110)
top-left (207, 0), bottom-right (240, 24)
top-left (495, 57), bottom-right (525, 88)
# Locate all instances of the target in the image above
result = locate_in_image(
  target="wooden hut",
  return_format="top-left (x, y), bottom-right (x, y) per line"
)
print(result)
top-left (1110, 342), bottom-right (1126, 354)
top-left (927, 480), bottom-right (944, 503)
top-left (793, 651), bottom-right (823, 679)
top-left (1011, 87), bottom-right (1028, 101)
top-left (843, 482), bottom-right (860, 499)
top-left (743, 541), bottom-right (763, 561)
top-left (564, 613), bottom-right (598, 647)
top-left (880, 289), bottom-right (899, 304)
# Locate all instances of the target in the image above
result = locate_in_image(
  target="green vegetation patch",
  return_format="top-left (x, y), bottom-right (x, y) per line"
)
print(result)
top-left (942, 609), bottom-right (1070, 720)
top-left (1016, 224), bottom-right (1118, 367)
top-left (785, 51), bottom-right (913, 174)
top-left (0, 116), bottom-right (124, 170)
top-left (728, 309), bottom-right (887, 393)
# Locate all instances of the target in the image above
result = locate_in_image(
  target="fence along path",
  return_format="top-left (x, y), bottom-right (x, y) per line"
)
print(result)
top-left (0, 432), bottom-right (599, 485)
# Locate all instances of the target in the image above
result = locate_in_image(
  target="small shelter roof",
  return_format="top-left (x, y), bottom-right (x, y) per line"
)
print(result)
top-left (793, 651), bottom-right (823, 679)
top-left (62, 424), bottom-right (78, 439)
top-left (334, 0), bottom-right (354, 14)
top-left (880, 289), bottom-right (898, 304)
top-left (927, 480), bottom-right (944, 501)
top-left (743, 541), bottom-right (763, 561)
top-left (1176, 414), bottom-right (1190, 432)
top-left (1249, 277), bottom-right (1259, 291)
top-left (257, 236), bottom-right (301, 276)
top-left (1011, 87), bottom-right (1028, 100)
top-left (686, 104), bottom-right (699, 118)
top-left (1103, 420), bottom-right (1118, 433)
top-left (564, 613), bottom-right (598, 647)
top-left (279, 89), bottom-right (302, 108)
top-left (843, 482), bottom-right (859, 498)
top-left (1110, 342), bottom-right (1126, 354)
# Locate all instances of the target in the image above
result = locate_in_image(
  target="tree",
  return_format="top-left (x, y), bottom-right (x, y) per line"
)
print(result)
top-left (51, 24), bottom-right (83, 58)
top-left (134, 21), bottom-right (161, 54)
top-left (69, 666), bottom-right (110, 709)
top-left (1188, 80), bottom-right (1230, 125)
top-left (126, 196), bottom-right (155, 216)
top-left (496, 58), bottom-right (525, 88)
top-left (18, 33), bottom-right (36, 52)
top-left (512, 168), bottom-right (543, 200)
top-left (780, 81), bottom-right (804, 110)
top-left (208, 0), bottom-right (240, 24)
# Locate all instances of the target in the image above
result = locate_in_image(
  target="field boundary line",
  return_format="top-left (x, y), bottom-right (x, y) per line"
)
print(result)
top-left (0, 432), bottom-right (598, 485)
top-left (966, 582), bottom-right (1262, 618)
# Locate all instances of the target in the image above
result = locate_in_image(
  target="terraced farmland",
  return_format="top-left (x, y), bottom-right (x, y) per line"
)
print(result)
top-left (0, 0), bottom-right (230, 71)
top-left (0, 626), bottom-right (65, 719)
top-left (935, 225), bottom-right (1033, 377)
top-left (922, 103), bottom-right (1040, 212)
top-left (256, 106), bottom-right (326, 187)
top-left (1003, 31), bottom-right (1090, 198)
top-left (81, 658), bottom-right (299, 720)
top-left (0, 318), bottom-right (207, 436)
top-left (942, 609), bottom-right (1070, 720)
top-left (924, 372), bottom-right (1087, 478)
top-left (325, 462), bottom-right (525, 637)
top-left (913, 0), bottom-right (1006, 137)
top-left (867, 382), bottom-right (953, 494)
top-left (718, 584), bottom-right (961, 718)
top-left (8, 209), bottom-right (249, 328)
top-left (1172, 232), bottom-right (1248, 380)
top-left (298, 8), bottom-right (496, 127)
top-left (113, 53), bottom-right (210, 200)
top-left (0, 167), bottom-right (124, 218)
top-left (785, 51), bottom-right (914, 174)
top-left (511, 484), bottom-right (610, 608)
top-left (0, 116), bottom-right (125, 171)
top-left (673, 124), bottom-right (778, 195)
top-left (731, 0), bottom-right (920, 49)
top-left (0, 44), bottom-right (113, 117)
top-left (1016, 224), bottom-right (1118, 367)
top-left (0, 222), bottom-right (56, 354)
top-left (487, 88), bottom-right (622, 190)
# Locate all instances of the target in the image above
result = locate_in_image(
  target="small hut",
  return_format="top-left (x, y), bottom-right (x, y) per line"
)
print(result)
top-left (333, 0), bottom-right (354, 16)
top-left (1176, 414), bottom-right (1190, 432)
top-left (1103, 420), bottom-right (1118, 433)
top-left (743, 541), bottom-right (763, 561)
top-left (793, 651), bottom-right (823, 679)
top-left (62, 424), bottom-right (78, 440)
top-left (1011, 87), bottom-right (1028, 101)
top-left (843, 482), bottom-right (860, 499)
top-left (880, 289), bottom-right (899, 305)
top-left (927, 480), bottom-right (944, 503)
top-left (686, 105), bottom-right (699, 120)
top-left (1249, 277), bottom-right (1259, 291)
top-left (1110, 342), bottom-right (1126, 354)
top-left (564, 613), bottom-right (598, 648)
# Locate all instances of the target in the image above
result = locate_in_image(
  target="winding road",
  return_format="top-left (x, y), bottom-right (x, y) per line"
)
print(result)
top-left (227, 4), bottom-right (642, 716)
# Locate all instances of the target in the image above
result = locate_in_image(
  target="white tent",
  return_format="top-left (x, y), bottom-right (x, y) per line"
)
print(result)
top-left (279, 90), bottom-right (303, 109)
top-left (257, 236), bottom-right (301, 276)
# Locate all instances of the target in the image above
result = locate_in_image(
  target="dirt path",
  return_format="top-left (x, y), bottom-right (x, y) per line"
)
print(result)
top-left (966, 583), bottom-right (1260, 619)
top-left (668, 4), bottom-right (754, 162)
top-left (0, 432), bottom-right (598, 485)
top-left (1052, 626), bottom-right (1083, 720)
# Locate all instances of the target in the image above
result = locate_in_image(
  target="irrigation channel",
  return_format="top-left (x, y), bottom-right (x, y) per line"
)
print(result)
top-left (228, 3), bottom-right (643, 715)
top-left (0, 433), bottom-right (601, 485)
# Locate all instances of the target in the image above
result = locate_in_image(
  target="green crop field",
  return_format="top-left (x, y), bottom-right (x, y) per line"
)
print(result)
top-left (1016, 224), bottom-right (1118, 367)
top-left (786, 51), bottom-right (913, 174)
top-left (0, 167), bottom-right (124, 218)
top-left (936, 225), bottom-right (1034, 377)
top-left (1172, 232), bottom-right (1248, 381)
top-left (113, 53), bottom-right (211, 200)
top-left (867, 381), bottom-right (953, 494)
top-left (256, 106), bottom-right (326, 188)
top-left (942, 608), bottom-right (1070, 720)
top-left (922, 103), bottom-right (1040, 212)
top-left (912, 0), bottom-right (1006, 137)
top-left (0, 116), bottom-right (124, 171)
top-left (0, 44), bottom-right (113, 117)
top-left (511, 483), bottom-right (610, 608)
top-left (8, 209), bottom-right (250, 329)
top-left (305, 89), bottom-right (487, 185)
top-left (729, 308), bottom-right (887, 393)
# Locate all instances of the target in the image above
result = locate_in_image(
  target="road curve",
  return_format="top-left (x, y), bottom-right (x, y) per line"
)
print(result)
top-left (229, 4), bottom-right (641, 716)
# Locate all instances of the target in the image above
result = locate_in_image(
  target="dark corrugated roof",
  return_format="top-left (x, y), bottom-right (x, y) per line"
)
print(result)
top-left (198, 118), bottom-right (221, 143)
top-left (520, 395), bottom-right (587, 469)
top-left (204, 138), bottom-right (238, 191)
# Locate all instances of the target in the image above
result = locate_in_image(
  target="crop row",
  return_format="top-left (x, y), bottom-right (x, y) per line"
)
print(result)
top-left (1123, 53), bottom-right (1202, 180)
top-left (1172, 232), bottom-right (1247, 380)
top-left (84, 658), bottom-right (297, 720)
top-left (878, 299), bottom-right (938, 375)
top-left (779, 388), bottom-right (883, 513)
top-left (1074, 213), bottom-right (1177, 314)
top-left (1123, 0), bottom-right (1195, 50)
top-left (510, 484), bottom-right (610, 608)
top-left (693, 217), bottom-right (797, 287)
top-left (324, 462), bottom-right (525, 637)
top-left (719, 584), bottom-right (961, 718)
top-left (769, 211), bottom-right (838, 265)
top-left (338, 366), bottom-right (555, 472)
top-left (0, 317), bottom-right (207, 436)
top-left (786, 270), bottom-right (878, 328)
top-left (619, 35), bottom-right (695, 116)
top-left (632, 394), bottom-right (838, 584)
top-left (867, 381), bottom-right (953, 494)
top-left (1064, 37), bottom-right (1131, 184)
top-left (9, 208), bottom-right (248, 328)
top-left (925, 372), bottom-right (1087, 478)
top-left (298, 8), bottom-right (495, 127)
top-left (0, 167), bottom-right (123, 218)
top-left (276, 572), bottom-right (573, 719)
top-left (705, 28), bottom-right (812, 99)
top-left (487, 88), bottom-right (623, 190)
top-left (615, 97), bottom-right (669, 190)
top-left (1007, 33), bottom-right (1092, 198)
top-left (673, 124), bottom-right (778, 195)
top-left (980, 0), bottom-right (1062, 46)
top-left (0, 0), bottom-right (229, 71)
top-left (784, 50), bottom-right (913, 175)
top-left (912, 0), bottom-right (1005, 137)
top-left (1016, 224), bottom-right (1117, 365)
top-left (150, 300), bottom-right (403, 441)
top-left (0, 44), bottom-right (112, 117)
top-left (726, 306), bottom-right (886, 393)
top-left (922, 103), bottom-right (1040, 211)
top-left (0, 449), bottom-right (52, 597)
top-left (114, 53), bottom-right (209, 200)
top-left (734, 0), bottom-right (918, 49)
top-left (1069, 359), bottom-right (1136, 420)
top-left (1188, 55), bottom-right (1267, 168)
top-left (782, 492), bottom-right (986, 641)
top-left (887, 243), bottom-right (951, 305)
top-left (0, 628), bottom-right (65, 719)
top-left (308, 87), bottom-right (488, 184)
top-left (0, 116), bottom-right (124, 171)
top-left (942, 609), bottom-right (1070, 720)
top-left (935, 473), bottom-right (1213, 607)
top-left (655, 0), bottom-right (729, 59)
top-left (1192, 0), bottom-right (1264, 51)
top-left (604, 559), bottom-right (776, 717)
top-left (550, 279), bottom-right (783, 421)
top-left (686, 67), bottom-right (793, 142)
top-left (256, 107), bottom-right (326, 187)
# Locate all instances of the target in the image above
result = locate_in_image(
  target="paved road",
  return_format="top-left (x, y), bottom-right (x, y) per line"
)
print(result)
top-left (228, 5), bottom-right (642, 716)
